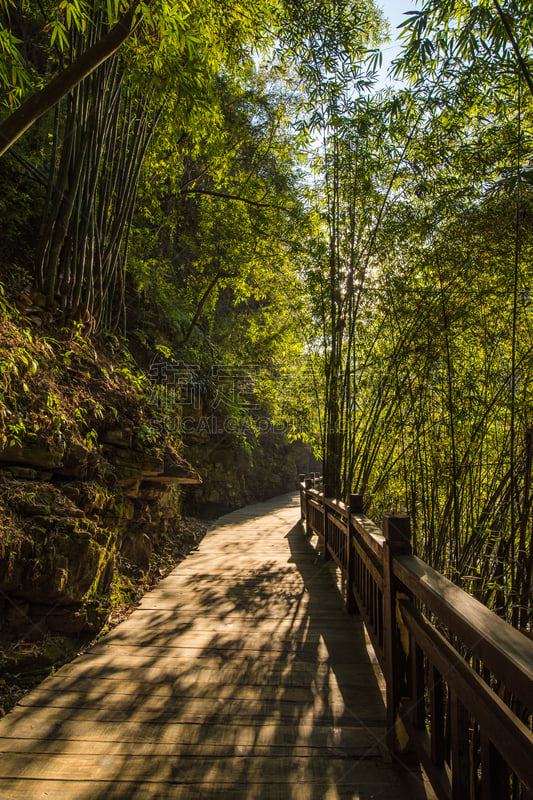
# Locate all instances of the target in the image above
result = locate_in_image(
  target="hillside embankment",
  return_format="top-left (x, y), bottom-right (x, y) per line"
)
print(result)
top-left (0, 296), bottom-right (211, 710)
top-left (0, 289), bottom-right (314, 712)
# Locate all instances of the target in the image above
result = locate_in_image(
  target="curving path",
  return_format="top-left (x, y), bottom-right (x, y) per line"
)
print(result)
top-left (0, 493), bottom-right (431, 799)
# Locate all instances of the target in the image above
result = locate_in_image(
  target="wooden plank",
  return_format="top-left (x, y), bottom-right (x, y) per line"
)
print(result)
top-left (429, 665), bottom-right (445, 767)
top-left (0, 721), bottom-right (385, 750)
top-left (47, 659), bottom-right (388, 690)
top-left (15, 691), bottom-right (370, 721)
top-left (7, 710), bottom-right (384, 735)
top-left (323, 496), bottom-right (348, 515)
top-left (15, 678), bottom-right (335, 703)
top-left (0, 774), bottom-right (412, 800)
top-left (126, 609), bottom-right (346, 621)
top-left (4, 696), bottom-right (387, 728)
top-left (85, 639), bottom-right (365, 661)
top-left (450, 691), bottom-right (471, 800)
top-left (100, 625), bottom-right (368, 646)
top-left (135, 596), bottom-right (346, 609)
top-left (0, 753), bottom-right (409, 784)
top-left (0, 493), bottom-right (425, 800)
top-left (93, 624), bottom-right (367, 647)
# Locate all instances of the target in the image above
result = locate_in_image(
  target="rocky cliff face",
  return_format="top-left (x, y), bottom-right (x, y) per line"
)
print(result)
top-left (183, 431), bottom-right (319, 518)
top-left (0, 434), bottom-right (198, 631)
top-left (0, 313), bottom-right (201, 699)
top-left (0, 435), bottom-right (205, 713)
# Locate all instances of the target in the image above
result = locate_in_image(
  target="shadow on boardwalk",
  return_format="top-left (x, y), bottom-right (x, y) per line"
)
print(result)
top-left (0, 494), bottom-right (431, 799)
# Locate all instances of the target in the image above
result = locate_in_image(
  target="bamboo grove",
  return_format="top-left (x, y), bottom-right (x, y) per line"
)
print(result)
top-left (1, 0), bottom-right (533, 629)
top-left (307, 0), bottom-right (533, 628)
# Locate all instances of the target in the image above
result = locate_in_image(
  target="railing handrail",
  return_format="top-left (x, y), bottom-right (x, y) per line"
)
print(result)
top-left (394, 552), bottom-right (533, 710)
top-left (298, 478), bottom-right (533, 800)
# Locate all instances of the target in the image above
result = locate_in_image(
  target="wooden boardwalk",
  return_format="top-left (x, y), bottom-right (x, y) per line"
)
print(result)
top-left (0, 493), bottom-right (430, 799)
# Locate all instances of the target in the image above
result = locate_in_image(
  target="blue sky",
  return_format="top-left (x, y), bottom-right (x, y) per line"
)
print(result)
top-left (379, 0), bottom-right (419, 28)
top-left (377, 0), bottom-right (419, 85)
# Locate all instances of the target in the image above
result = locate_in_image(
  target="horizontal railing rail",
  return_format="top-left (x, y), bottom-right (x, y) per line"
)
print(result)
top-left (298, 478), bottom-right (533, 800)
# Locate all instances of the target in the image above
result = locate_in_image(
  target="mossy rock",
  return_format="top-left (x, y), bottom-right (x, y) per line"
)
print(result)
top-left (121, 532), bottom-right (152, 573)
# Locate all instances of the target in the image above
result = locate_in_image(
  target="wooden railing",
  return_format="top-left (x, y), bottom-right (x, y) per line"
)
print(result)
top-left (299, 478), bottom-right (533, 800)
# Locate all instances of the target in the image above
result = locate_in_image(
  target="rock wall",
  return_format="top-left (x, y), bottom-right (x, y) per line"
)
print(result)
top-left (0, 433), bottom-right (198, 647)
top-left (184, 431), bottom-right (321, 518)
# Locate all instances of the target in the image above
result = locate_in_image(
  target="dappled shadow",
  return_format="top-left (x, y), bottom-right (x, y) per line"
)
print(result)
top-left (0, 493), bottom-right (428, 799)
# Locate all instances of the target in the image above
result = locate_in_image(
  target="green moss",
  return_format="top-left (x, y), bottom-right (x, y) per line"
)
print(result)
top-left (83, 530), bottom-right (119, 600)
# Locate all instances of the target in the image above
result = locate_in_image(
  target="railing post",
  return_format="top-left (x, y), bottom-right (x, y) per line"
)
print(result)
top-left (304, 478), bottom-right (312, 535)
top-left (323, 484), bottom-right (335, 561)
top-left (298, 474), bottom-right (305, 520)
top-left (346, 493), bottom-right (363, 613)
top-left (382, 513), bottom-right (411, 756)
top-left (450, 691), bottom-right (470, 800)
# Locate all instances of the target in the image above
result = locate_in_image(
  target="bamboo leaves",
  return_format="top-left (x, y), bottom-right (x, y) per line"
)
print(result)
top-left (0, 26), bottom-right (31, 106)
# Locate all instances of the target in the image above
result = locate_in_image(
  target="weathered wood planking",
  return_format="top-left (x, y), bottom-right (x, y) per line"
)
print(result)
top-left (0, 492), bottom-right (431, 800)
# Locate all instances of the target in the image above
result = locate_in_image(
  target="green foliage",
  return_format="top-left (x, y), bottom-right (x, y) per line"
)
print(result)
top-left (276, 0), bottom-right (386, 114)
top-left (298, 1), bottom-right (533, 628)
top-left (395, 0), bottom-right (529, 83)
top-left (126, 61), bottom-right (319, 439)
top-left (0, 24), bottom-right (31, 104)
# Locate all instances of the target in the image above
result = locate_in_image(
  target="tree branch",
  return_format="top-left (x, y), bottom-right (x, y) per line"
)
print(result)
top-left (0, 4), bottom-right (141, 158)
top-left (180, 188), bottom-right (286, 211)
